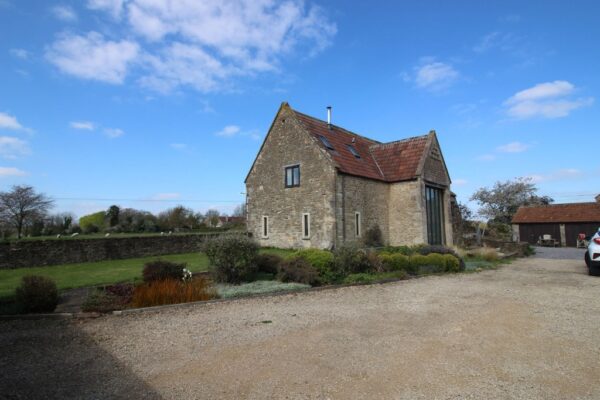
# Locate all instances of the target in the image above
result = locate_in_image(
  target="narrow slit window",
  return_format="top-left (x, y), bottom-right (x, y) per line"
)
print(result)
top-left (347, 145), bottom-right (361, 159)
top-left (302, 213), bottom-right (310, 239)
top-left (285, 165), bottom-right (300, 187)
top-left (262, 216), bottom-right (269, 238)
top-left (355, 212), bottom-right (361, 237)
top-left (318, 135), bottom-right (335, 150)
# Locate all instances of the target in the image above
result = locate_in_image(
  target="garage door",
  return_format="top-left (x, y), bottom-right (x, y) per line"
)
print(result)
top-left (519, 223), bottom-right (561, 245)
top-left (565, 222), bottom-right (600, 247)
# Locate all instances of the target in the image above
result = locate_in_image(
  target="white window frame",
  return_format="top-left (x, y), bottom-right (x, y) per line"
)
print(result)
top-left (262, 216), bottom-right (269, 238)
top-left (355, 212), bottom-right (361, 238)
top-left (302, 213), bottom-right (311, 239)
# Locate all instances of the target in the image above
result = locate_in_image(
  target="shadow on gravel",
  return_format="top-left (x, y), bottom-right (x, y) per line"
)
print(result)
top-left (0, 319), bottom-right (162, 399)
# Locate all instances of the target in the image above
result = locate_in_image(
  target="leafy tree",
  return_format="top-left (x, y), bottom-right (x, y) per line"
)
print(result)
top-left (106, 205), bottom-right (120, 227)
top-left (157, 205), bottom-right (200, 230)
top-left (205, 209), bottom-right (220, 227)
top-left (117, 208), bottom-right (158, 232)
top-left (470, 178), bottom-right (553, 225)
top-left (79, 211), bottom-right (106, 233)
top-left (0, 185), bottom-right (54, 239)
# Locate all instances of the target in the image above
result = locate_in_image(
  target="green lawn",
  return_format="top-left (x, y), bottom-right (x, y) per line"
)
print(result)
top-left (0, 248), bottom-right (295, 300)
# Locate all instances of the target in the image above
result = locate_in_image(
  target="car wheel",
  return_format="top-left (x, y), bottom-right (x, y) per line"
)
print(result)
top-left (585, 252), bottom-right (591, 268)
top-left (590, 265), bottom-right (600, 276)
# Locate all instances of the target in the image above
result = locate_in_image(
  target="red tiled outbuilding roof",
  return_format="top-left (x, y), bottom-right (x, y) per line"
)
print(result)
top-left (293, 110), bottom-right (431, 183)
top-left (512, 202), bottom-right (600, 224)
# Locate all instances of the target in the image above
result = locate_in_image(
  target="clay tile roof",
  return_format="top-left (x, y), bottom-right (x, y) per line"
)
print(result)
top-left (512, 202), bottom-right (600, 224)
top-left (293, 110), bottom-right (429, 182)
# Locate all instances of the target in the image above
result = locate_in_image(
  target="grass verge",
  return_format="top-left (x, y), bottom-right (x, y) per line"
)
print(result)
top-left (0, 248), bottom-right (294, 301)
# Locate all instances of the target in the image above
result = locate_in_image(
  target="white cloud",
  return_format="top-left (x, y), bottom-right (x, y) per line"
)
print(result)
top-left (0, 136), bottom-right (30, 159)
top-left (408, 59), bottom-right (459, 92)
top-left (10, 48), bottom-right (30, 59)
top-left (0, 112), bottom-right (32, 133)
top-left (454, 179), bottom-right (467, 186)
top-left (70, 121), bottom-right (95, 130)
top-left (215, 125), bottom-right (241, 137)
top-left (526, 168), bottom-right (583, 183)
top-left (151, 192), bottom-right (180, 200)
top-left (504, 81), bottom-right (593, 119)
top-left (56, 0), bottom-right (336, 93)
top-left (46, 32), bottom-right (140, 84)
top-left (103, 127), bottom-right (124, 138)
top-left (52, 5), bottom-right (77, 21)
top-left (87, 0), bottom-right (124, 19)
top-left (0, 167), bottom-right (27, 177)
top-left (496, 141), bottom-right (530, 153)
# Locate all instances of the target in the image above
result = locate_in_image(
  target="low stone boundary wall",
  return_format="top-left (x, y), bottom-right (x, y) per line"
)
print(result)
top-left (0, 233), bottom-right (237, 269)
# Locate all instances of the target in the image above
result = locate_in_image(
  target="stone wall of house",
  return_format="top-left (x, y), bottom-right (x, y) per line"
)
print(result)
top-left (388, 180), bottom-right (426, 245)
top-left (422, 137), bottom-right (451, 186)
top-left (335, 174), bottom-right (389, 246)
top-left (0, 234), bottom-right (223, 269)
top-left (245, 105), bottom-right (337, 249)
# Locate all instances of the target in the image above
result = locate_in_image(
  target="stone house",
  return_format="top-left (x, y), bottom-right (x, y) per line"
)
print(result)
top-left (245, 102), bottom-right (453, 249)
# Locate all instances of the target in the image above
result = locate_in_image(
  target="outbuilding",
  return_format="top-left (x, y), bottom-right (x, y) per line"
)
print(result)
top-left (512, 194), bottom-right (600, 247)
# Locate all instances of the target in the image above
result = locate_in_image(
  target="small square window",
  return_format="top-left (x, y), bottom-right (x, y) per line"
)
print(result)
top-left (285, 165), bottom-right (300, 187)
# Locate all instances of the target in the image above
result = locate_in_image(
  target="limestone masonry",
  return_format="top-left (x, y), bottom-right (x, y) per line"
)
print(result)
top-left (245, 103), bottom-right (453, 249)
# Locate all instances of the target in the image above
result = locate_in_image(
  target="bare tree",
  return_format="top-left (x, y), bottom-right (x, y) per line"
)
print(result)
top-left (0, 185), bottom-right (54, 239)
top-left (205, 209), bottom-right (220, 227)
top-left (232, 203), bottom-right (246, 218)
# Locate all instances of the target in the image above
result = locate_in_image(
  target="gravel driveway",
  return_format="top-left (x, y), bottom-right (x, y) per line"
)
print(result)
top-left (2, 253), bottom-right (600, 399)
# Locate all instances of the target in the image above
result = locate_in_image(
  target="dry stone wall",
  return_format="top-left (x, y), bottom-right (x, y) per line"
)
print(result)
top-left (0, 234), bottom-right (224, 269)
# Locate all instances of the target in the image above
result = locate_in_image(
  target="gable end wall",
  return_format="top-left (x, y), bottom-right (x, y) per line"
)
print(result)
top-left (245, 106), bottom-right (337, 249)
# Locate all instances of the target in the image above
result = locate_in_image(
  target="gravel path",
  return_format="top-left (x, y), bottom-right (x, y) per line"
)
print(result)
top-left (2, 255), bottom-right (600, 399)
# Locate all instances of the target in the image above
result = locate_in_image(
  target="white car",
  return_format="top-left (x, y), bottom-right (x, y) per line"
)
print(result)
top-left (585, 229), bottom-right (600, 276)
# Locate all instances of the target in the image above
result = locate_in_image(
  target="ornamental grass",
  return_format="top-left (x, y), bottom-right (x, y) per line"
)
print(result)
top-left (131, 276), bottom-right (217, 308)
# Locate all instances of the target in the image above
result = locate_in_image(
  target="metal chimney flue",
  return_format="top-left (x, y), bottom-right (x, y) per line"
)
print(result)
top-left (327, 106), bottom-right (332, 129)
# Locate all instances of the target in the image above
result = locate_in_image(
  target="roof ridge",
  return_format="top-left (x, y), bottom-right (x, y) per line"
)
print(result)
top-left (371, 134), bottom-right (429, 149)
top-left (292, 109), bottom-right (381, 144)
top-left (519, 202), bottom-right (599, 208)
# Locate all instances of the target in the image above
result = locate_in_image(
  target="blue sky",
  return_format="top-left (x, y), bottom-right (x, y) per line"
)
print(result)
top-left (1, 0), bottom-right (599, 218)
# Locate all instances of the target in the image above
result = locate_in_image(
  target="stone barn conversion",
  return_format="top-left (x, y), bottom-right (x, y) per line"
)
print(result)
top-left (512, 194), bottom-right (600, 247)
top-left (245, 102), bottom-right (453, 249)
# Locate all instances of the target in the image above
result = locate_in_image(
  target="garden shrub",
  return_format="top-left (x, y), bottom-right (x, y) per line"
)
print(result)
top-left (443, 254), bottom-right (461, 272)
top-left (203, 234), bottom-right (259, 283)
top-left (364, 225), bottom-right (383, 247)
top-left (132, 277), bottom-right (217, 308)
top-left (294, 249), bottom-right (335, 283)
top-left (255, 253), bottom-right (283, 274)
top-left (343, 270), bottom-right (408, 284)
top-left (380, 253), bottom-right (410, 272)
top-left (332, 244), bottom-right (373, 276)
top-left (380, 244), bottom-right (425, 256)
top-left (15, 275), bottom-right (59, 313)
top-left (408, 254), bottom-right (430, 274)
top-left (277, 257), bottom-right (320, 286)
top-left (418, 245), bottom-right (466, 270)
top-left (143, 260), bottom-right (187, 282)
